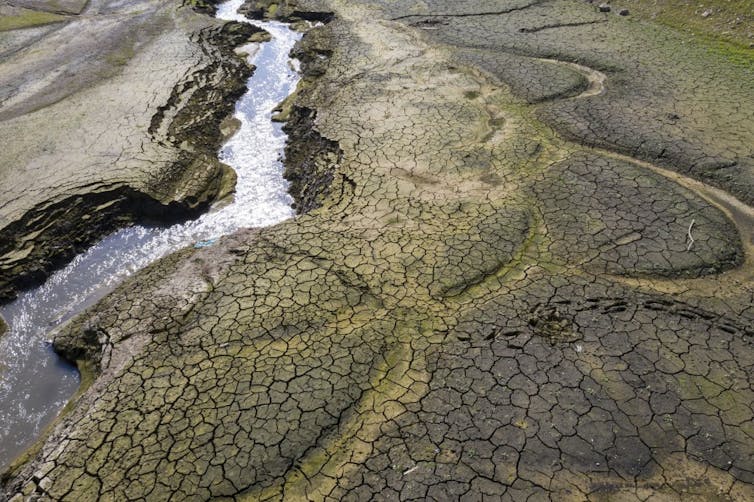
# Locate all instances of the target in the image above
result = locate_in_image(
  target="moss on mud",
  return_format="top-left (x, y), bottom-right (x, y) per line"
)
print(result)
top-left (0, 9), bottom-right (67, 31)
top-left (625, 0), bottom-right (754, 49)
top-left (3, 0), bottom-right (754, 499)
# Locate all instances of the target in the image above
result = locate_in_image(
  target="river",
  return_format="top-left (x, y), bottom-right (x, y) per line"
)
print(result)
top-left (0, 0), bottom-right (301, 470)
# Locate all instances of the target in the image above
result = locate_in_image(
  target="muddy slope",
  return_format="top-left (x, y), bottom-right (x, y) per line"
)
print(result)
top-left (3, 0), bottom-right (754, 500)
top-left (0, 0), bottom-right (264, 301)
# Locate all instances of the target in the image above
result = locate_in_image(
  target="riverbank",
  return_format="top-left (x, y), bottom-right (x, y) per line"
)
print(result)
top-left (0, 0), bottom-right (305, 475)
top-left (0, 0), bottom-right (265, 302)
top-left (3, 0), bottom-right (754, 499)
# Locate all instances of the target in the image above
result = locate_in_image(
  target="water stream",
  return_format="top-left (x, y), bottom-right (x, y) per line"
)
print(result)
top-left (0, 0), bottom-right (301, 470)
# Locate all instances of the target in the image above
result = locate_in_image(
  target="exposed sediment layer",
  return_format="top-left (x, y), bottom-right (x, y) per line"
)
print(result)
top-left (0, 0), bottom-right (263, 301)
top-left (281, 105), bottom-right (342, 213)
top-left (239, 0), bottom-right (334, 22)
top-left (3, 0), bottom-right (754, 500)
top-left (397, 0), bottom-right (754, 206)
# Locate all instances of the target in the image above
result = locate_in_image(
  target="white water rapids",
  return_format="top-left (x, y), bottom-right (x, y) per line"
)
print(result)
top-left (0, 0), bottom-right (301, 469)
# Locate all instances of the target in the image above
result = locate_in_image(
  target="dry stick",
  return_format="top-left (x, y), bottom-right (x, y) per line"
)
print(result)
top-left (687, 219), bottom-right (696, 251)
top-left (403, 465), bottom-right (419, 476)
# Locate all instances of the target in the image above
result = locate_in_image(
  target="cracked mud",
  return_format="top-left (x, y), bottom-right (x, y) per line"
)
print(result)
top-left (2, 0), bottom-right (754, 500)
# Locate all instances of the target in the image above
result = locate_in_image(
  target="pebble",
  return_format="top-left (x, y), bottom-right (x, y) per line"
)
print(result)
top-left (618, 8), bottom-right (629, 16)
top-left (599, 4), bottom-right (611, 13)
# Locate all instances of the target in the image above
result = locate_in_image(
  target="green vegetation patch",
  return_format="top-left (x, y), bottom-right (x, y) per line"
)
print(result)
top-left (0, 9), bottom-right (67, 32)
top-left (626, 0), bottom-right (754, 49)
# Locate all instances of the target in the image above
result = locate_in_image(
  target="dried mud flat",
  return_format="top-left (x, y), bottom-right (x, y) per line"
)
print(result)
top-left (2, 0), bottom-right (754, 500)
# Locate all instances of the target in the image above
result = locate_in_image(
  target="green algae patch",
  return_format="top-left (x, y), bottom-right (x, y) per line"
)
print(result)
top-left (626, 0), bottom-right (754, 49)
top-left (695, 34), bottom-right (754, 68)
top-left (629, 15), bottom-right (754, 68)
top-left (0, 9), bottom-right (67, 31)
top-left (104, 44), bottom-right (137, 67)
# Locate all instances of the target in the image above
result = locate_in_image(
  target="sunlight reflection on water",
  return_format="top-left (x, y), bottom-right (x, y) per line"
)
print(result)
top-left (0, 0), bottom-right (301, 469)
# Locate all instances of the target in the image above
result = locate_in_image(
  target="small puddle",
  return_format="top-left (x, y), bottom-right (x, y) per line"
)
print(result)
top-left (0, 0), bottom-right (301, 470)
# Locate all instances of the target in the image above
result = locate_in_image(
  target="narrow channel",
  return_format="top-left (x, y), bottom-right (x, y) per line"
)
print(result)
top-left (0, 0), bottom-right (301, 470)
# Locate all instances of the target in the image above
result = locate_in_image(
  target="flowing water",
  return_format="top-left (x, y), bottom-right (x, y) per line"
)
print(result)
top-left (0, 0), bottom-right (301, 470)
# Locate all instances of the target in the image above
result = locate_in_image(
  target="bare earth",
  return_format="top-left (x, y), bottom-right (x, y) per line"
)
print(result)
top-left (2, 0), bottom-right (754, 500)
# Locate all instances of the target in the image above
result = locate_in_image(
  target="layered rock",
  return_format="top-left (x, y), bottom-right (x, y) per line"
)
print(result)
top-left (0, 0), bottom-right (262, 301)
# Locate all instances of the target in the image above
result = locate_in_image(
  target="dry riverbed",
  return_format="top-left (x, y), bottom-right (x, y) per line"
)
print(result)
top-left (2, 0), bottom-right (754, 500)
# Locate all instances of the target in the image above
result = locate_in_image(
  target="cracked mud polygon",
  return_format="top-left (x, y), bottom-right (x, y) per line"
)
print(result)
top-left (1, 0), bottom-right (753, 500)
